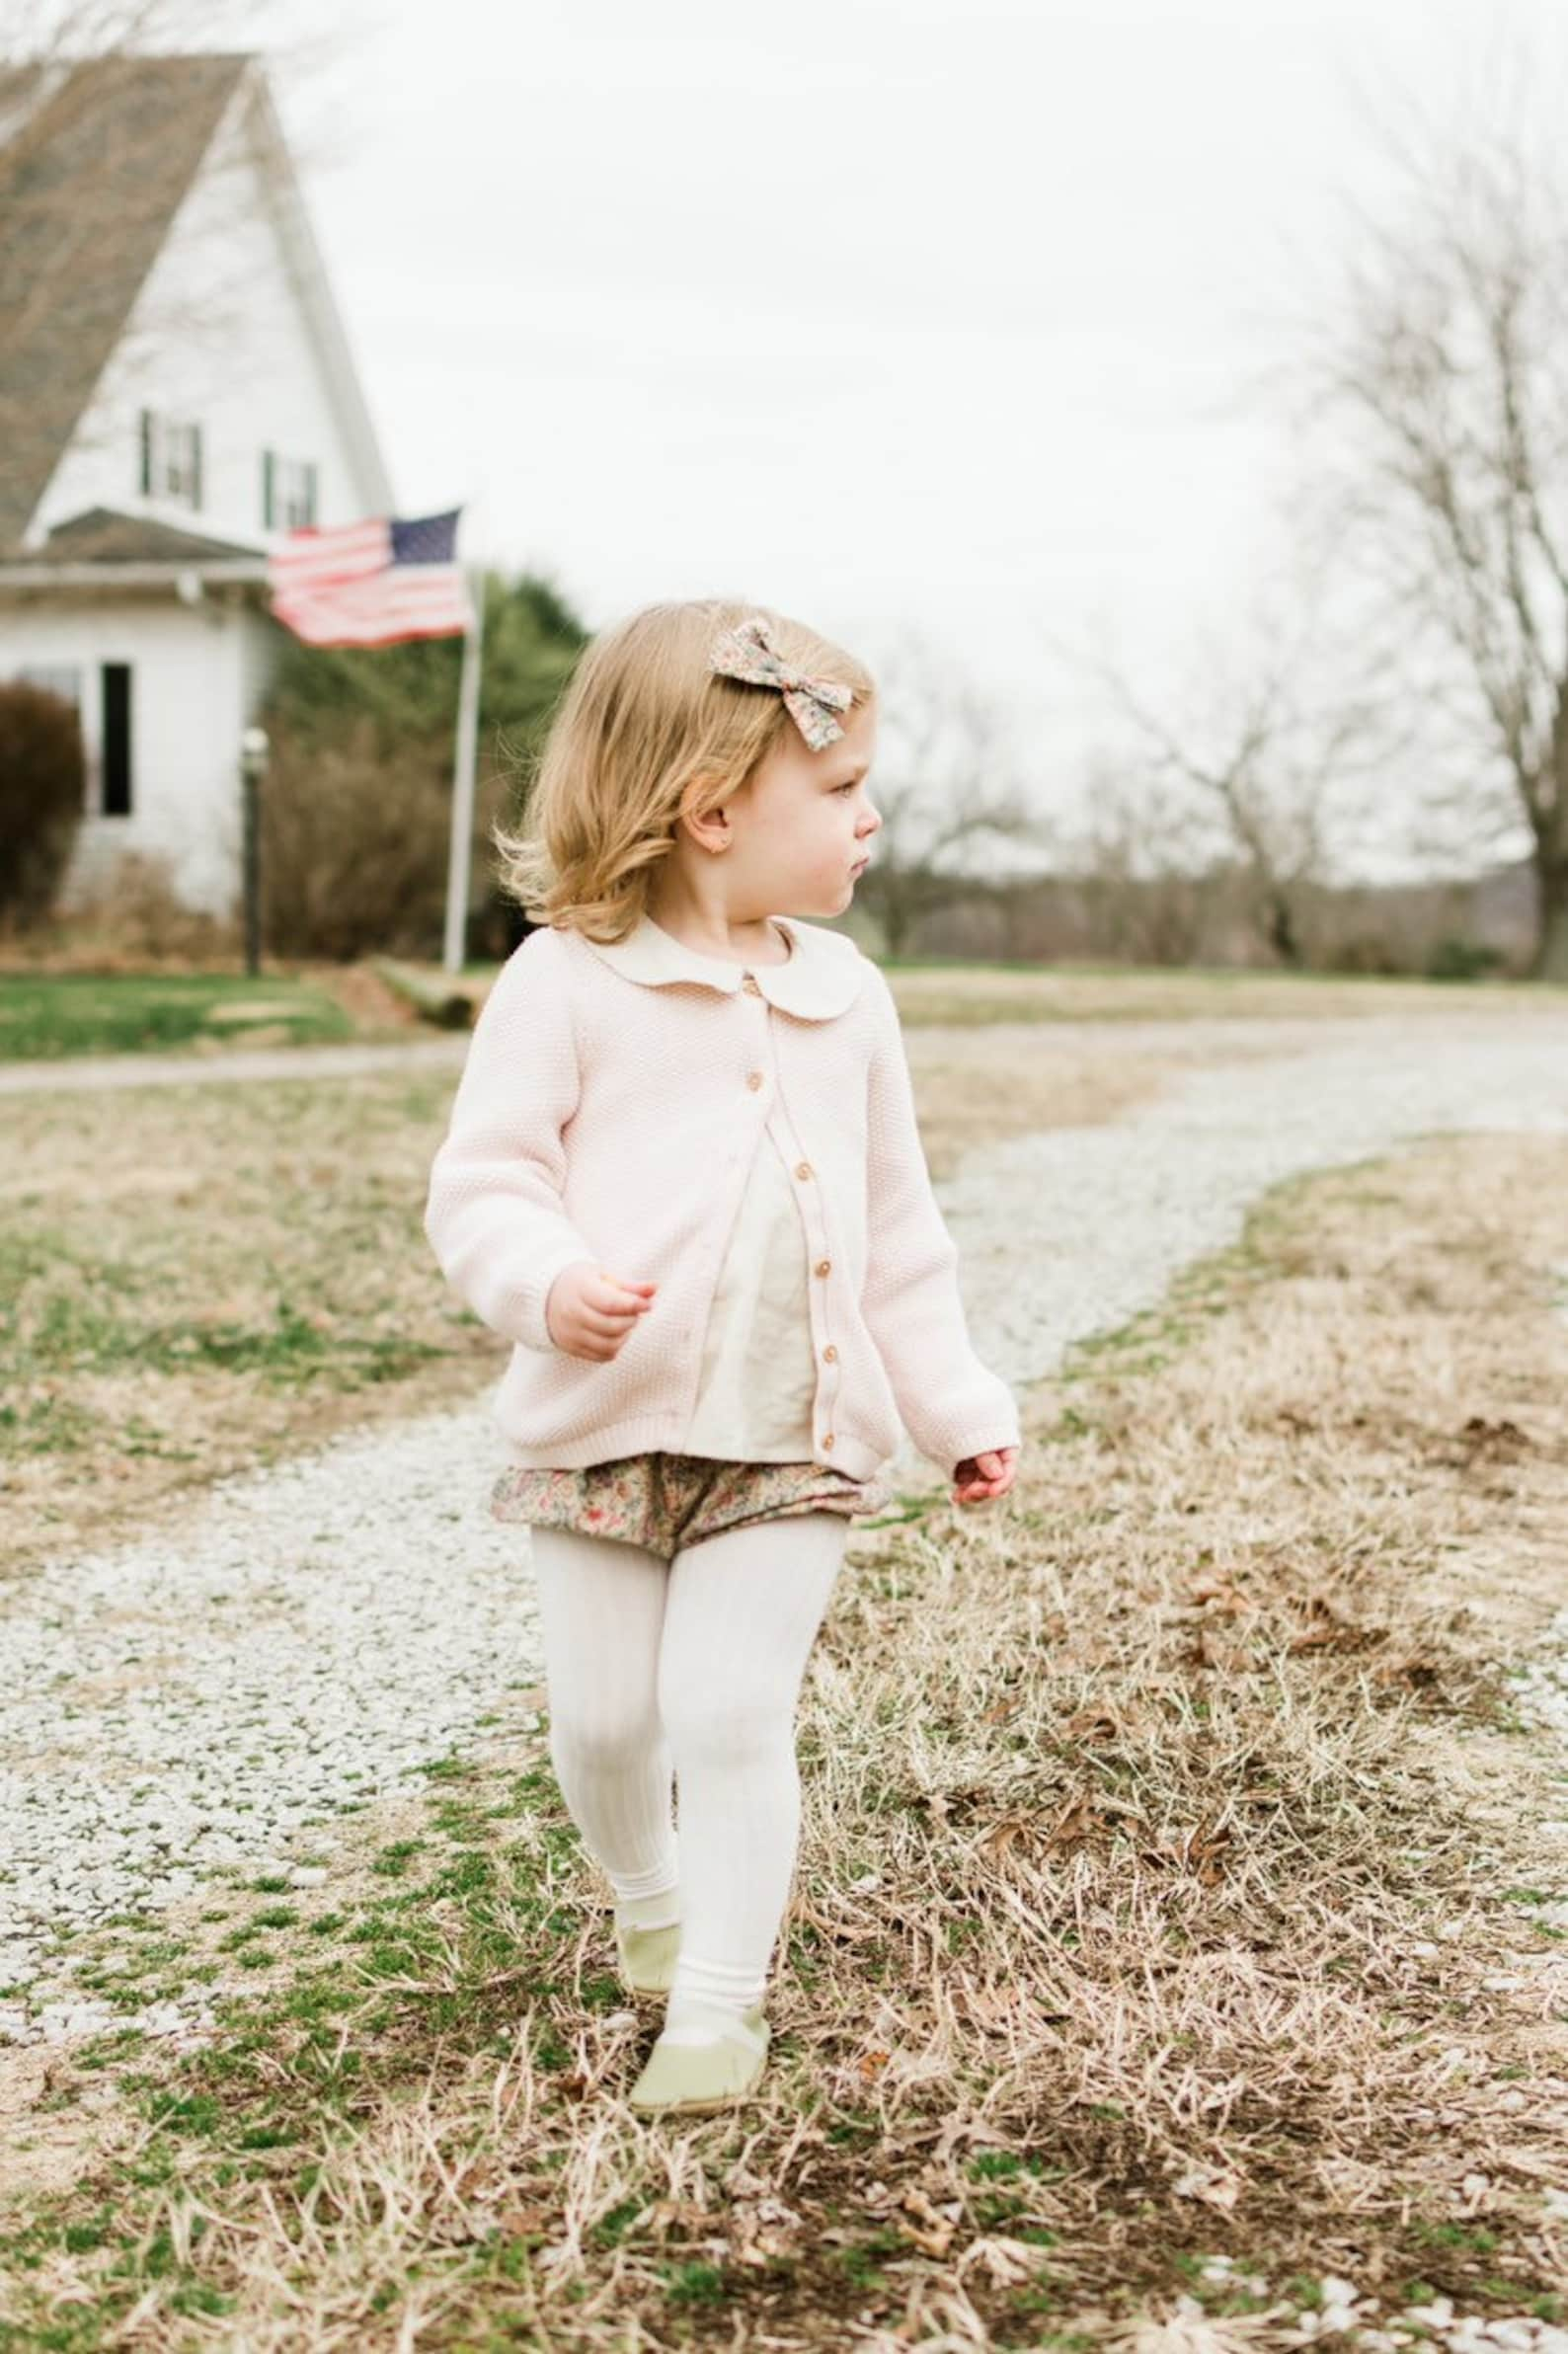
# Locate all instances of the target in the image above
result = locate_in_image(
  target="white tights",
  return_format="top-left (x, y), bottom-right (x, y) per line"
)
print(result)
top-left (525, 1511), bottom-right (849, 2033)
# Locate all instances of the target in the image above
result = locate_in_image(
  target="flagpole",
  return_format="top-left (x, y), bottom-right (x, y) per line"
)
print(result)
top-left (441, 531), bottom-right (485, 976)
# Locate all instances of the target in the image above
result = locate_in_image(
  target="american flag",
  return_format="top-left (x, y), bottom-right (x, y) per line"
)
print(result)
top-left (266, 508), bottom-right (476, 648)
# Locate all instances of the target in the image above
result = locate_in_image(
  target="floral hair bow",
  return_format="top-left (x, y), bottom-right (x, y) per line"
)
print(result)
top-left (707, 613), bottom-right (853, 751)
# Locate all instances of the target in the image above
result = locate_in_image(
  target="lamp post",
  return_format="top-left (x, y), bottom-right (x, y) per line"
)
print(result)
top-left (239, 725), bottom-right (270, 977)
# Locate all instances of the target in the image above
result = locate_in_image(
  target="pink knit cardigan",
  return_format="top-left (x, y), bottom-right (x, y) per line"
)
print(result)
top-left (423, 912), bottom-right (1020, 1482)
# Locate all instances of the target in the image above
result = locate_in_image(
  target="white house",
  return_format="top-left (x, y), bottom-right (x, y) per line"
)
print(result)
top-left (0, 50), bottom-right (394, 915)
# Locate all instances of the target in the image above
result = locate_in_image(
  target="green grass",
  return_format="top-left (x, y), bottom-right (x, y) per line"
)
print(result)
top-left (0, 1230), bottom-right (442, 1450)
top-left (0, 974), bottom-right (353, 1059)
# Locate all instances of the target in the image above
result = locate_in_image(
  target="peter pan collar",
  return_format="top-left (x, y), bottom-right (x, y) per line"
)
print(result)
top-left (579, 910), bottom-right (867, 1020)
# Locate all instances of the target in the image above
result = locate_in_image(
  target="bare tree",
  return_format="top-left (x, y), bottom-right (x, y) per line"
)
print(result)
top-left (857, 626), bottom-right (1052, 958)
top-left (1072, 569), bottom-right (1398, 967)
top-left (1050, 751), bottom-right (1222, 967)
top-left (0, 0), bottom-right (358, 545)
top-left (1291, 75), bottom-right (1568, 979)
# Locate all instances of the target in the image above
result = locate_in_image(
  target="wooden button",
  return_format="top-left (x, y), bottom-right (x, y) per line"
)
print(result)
top-left (822, 1433), bottom-right (834, 1451)
top-left (795, 1160), bottom-right (813, 1180)
top-left (742, 973), bottom-right (762, 994)
top-left (745, 1070), bottom-right (763, 1089)
top-left (815, 1258), bottom-right (831, 1277)
top-left (823, 1344), bottom-right (837, 1363)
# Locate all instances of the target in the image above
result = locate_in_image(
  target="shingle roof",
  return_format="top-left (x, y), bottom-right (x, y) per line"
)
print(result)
top-left (6, 505), bottom-right (266, 564)
top-left (0, 51), bottom-right (253, 553)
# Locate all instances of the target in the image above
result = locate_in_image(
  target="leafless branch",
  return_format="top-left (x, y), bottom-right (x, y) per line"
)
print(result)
top-left (856, 624), bottom-right (1054, 955)
top-left (1280, 64), bottom-right (1568, 971)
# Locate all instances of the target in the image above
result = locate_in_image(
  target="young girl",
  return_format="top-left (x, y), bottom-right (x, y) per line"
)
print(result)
top-left (425, 599), bottom-right (1021, 2118)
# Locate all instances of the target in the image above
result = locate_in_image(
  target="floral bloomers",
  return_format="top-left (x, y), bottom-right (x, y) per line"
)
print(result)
top-left (491, 1449), bottom-right (896, 1565)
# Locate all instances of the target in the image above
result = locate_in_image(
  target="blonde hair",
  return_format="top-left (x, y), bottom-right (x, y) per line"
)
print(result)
top-left (492, 597), bottom-right (876, 942)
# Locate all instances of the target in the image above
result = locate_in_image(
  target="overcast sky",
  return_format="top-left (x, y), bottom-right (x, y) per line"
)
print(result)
top-left (263, 0), bottom-right (1568, 872)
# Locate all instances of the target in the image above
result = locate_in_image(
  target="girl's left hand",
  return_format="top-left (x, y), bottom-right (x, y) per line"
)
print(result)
top-left (952, 1446), bottom-right (1018, 1506)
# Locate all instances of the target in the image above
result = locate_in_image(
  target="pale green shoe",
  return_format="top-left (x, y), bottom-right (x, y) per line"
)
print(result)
top-left (627, 2008), bottom-right (770, 2115)
top-left (614, 1913), bottom-right (681, 1995)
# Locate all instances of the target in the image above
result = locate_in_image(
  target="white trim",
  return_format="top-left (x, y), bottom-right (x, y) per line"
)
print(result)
top-left (235, 64), bottom-right (396, 517)
top-left (0, 561), bottom-right (268, 588)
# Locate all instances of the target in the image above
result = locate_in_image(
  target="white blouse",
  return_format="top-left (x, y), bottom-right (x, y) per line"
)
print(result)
top-left (679, 1120), bottom-right (820, 1460)
top-left (649, 925), bottom-right (820, 1461)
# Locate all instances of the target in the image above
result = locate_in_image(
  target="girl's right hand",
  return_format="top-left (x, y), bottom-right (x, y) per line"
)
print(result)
top-left (544, 1262), bottom-right (658, 1360)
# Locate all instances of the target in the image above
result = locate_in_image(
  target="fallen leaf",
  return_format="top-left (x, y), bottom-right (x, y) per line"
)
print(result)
top-left (1063, 1703), bottom-right (1123, 1742)
top-left (979, 1814), bottom-right (1036, 1861)
top-left (1170, 2163), bottom-right (1244, 2211)
top-left (956, 2233), bottom-right (1039, 2286)
top-left (1044, 1797), bottom-right (1098, 1852)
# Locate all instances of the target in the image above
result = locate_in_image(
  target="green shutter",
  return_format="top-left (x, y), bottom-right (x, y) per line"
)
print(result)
top-left (262, 447), bottom-right (274, 528)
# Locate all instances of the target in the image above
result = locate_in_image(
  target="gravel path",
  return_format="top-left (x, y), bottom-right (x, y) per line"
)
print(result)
top-left (3, 1010), bottom-right (1566, 2048)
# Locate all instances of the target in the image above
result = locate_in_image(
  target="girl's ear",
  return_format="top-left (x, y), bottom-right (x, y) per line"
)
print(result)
top-left (677, 777), bottom-right (733, 856)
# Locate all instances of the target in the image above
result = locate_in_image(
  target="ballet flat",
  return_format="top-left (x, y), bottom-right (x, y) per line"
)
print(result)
top-left (614, 1915), bottom-right (681, 1995)
top-left (628, 2007), bottom-right (770, 2115)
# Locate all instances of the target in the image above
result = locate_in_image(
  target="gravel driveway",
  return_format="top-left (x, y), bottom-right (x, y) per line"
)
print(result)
top-left (2, 1009), bottom-right (1565, 2045)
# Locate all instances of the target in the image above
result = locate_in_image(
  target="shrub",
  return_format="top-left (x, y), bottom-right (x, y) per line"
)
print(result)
top-left (257, 716), bottom-right (456, 961)
top-left (255, 571), bottom-right (587, 962)
top-left (0, 678), bottom-right (85, 927)
top-left (1426, 935), bottom-right (1504, 982)
top-left (1315, 932), bottom-right (1406, 977)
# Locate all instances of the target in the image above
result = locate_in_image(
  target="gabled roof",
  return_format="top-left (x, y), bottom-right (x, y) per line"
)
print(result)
top-left (12, 505), bottom-right (266, 563)
top-left (0, 51), bottom-right (395, 558)
top-left (0, 51), bottom-right (252, 552)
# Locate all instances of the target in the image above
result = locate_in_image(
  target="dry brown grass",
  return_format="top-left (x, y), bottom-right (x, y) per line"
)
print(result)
top-left (5, 1131), bottom-right (1566, 2347)
top-left (879, 963), bottom-right (1568, 1027)
top-left (387, 954), bottom-right (1568, 1037)
top-left (0, 1067), bottom-right (489, 1580)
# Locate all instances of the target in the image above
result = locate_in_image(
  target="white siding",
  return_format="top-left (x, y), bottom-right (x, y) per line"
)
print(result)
top-left (31, 87), bottom-right (384, 552)
top-left (0, 595), bottom-right (282, 915)
top-left (1, 64), bottom-right (394, 916)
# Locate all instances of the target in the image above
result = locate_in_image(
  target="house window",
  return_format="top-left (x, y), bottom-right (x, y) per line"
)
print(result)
top-left (262, 450), bottom-right (317, 530)
top-left (139, 410), bottom-right (202, 510)
top-left (101, 664), bottom-right (132, 817)
top-left (17, 664), bottom-right (83, 710)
